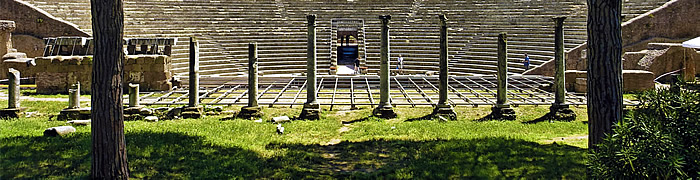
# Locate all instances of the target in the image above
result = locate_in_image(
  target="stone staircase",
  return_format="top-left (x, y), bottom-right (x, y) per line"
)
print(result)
top-left (22, 0), bottom-right (669, 77)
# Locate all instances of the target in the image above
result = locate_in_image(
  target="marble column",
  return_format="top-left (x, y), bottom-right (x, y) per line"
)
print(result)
top-left (373, 15), bottom-right (397, 119)
top-left (433, 14), bottom-right (456, 120)
top-left (7, 68), bottom-right (19, 109)
top-left (489, 32), bottom-right (516, 120)
top-left (240, 42), bottom-right (262, 118)
top-left (0, 68), bottom-right (23, 118)
top-left (128, 83), bottom-right (139, 107)
top-left (69, 83), bottom-right (81, 109)
top-left (188, 37), bottom-right (199, 108)
top-left (182, 37), bottom-right (203, 119)
top-left (549, 17), bottom-right (576, 121)
top-left (300, 14), bottom-right (321, 120)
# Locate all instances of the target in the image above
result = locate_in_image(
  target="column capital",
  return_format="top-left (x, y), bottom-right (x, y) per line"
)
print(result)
top-left (0, 20), bottom-right (16, 32)
top-left (307, 14), bottom-right (316, 26)
top-left (552, 16), bottom-right (567, 26)
top-left (438, 14), bottom-right (448, 27)
top-left (499, 32), bottom-right (507, 38)
top-left (379, 15), bottom-right (392, 24)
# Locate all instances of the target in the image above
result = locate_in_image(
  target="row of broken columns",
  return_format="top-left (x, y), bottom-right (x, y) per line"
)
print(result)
top-left (182, 15), bottom-right (576, 121)
top-left (0, 16), bottom-right (574, 121)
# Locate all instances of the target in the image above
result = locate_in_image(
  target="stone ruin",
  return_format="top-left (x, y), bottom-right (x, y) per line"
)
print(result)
top-left (1, 35), bottom-right (176, 94)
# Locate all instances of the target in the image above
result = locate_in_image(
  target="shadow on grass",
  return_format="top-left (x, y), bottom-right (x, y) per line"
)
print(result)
top-left (1, 132), bottom-right (587, 179)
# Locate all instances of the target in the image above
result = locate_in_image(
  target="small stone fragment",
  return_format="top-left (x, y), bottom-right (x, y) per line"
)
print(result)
top-left (44, 126), bottom-right (76, 137)
top-left (24, 111), bottom-right (38, 117)
top-left (272, 116), bottom-right (290, 123)
top-left (139, 108), bottom-right (153, 115)
top-left (254, 119), bottom-right (263, 123)
top-left (144, 116), bottom-right (158, 122)
top-left (438, 115), bottom-right (448, 122)
top-left (276, 124), bottom-right (284, 134)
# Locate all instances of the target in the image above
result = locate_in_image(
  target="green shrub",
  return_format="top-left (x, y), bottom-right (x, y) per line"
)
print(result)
top-left (589, 87), bottom-right (700, 179)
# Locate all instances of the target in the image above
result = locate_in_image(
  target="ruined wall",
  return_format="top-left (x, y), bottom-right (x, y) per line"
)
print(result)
top-left (34, 55), bottom-right (172, 94)
top-left (565, 70), bottom-right (656, 92)
top-left (0, 0), bottom-right (90, 58)
top-left (526, 0), bottom-right (700, 76)
top-left (0, 0), bottom-right (89, 38)
top-left (11, 34), bottom-right (44, 58)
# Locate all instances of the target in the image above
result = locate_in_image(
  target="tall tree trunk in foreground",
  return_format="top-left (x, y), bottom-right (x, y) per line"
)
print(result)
top-left (586, 0), bottom-right (623, 150)
top-left (90, 0), bottom-right (129, 178)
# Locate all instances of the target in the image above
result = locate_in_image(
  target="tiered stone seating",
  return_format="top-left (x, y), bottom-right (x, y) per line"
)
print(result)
top-left (24, 0), bottom-right (670, 76)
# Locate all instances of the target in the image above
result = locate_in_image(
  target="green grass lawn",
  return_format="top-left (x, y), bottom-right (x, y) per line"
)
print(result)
top-left (0, 98), bottom-right (590, 179)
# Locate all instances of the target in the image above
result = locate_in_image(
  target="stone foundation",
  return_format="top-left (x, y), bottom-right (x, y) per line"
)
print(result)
top-left (34, 55), bottom-right (172, 94)
top-left (566, 70), bottom-right (655, 93)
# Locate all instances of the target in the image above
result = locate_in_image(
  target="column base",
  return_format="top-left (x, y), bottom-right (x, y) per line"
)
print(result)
top-left (58, 107), bottom-right (91, 121)
top-left (299, 103), bottom-right (321, 120)
top-left (238, 106), bottom-right (263, 119)
top-left (182, 106), bottom-right (204, 119)
top-left (486, 104), bottom-right (516, 120)
top-left (432, 104), bottom-right (457, 120)
top-left (373, 104), bottom-right (397, 119)
top-left (547, 104), bottom-right (576, 121)
top-left (123, 106), bottom-right (156, 121)
top-left (0, 108), bottom-right (25, 119)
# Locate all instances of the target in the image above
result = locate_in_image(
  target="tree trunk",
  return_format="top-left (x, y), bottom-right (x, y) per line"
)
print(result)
top-left (90, 0), bottom-right (129, 179)
top-left (586, 0), bottom-right (623, 150)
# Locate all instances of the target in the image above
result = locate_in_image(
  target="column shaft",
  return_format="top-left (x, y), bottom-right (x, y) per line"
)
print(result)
top-left (248, 43), bottom-right (259, 107)
top-left (497, 33), bottom-right (508, 105)
top-left (438, 15), bottom-right (449, 106)
top-left (306, 15), bottom-right (317, 104)
top-left (379, 15), bottom-right (392, 107)
top-left (188, 37), bottom-right (199, 107)
top-left (128, 83), bottom-right (139, 107)
top-left (69, 83), bottom-right (81, 109)
top-left (553, 17), bottom-right (567, 105)
top-left (8, 68), bottom-right (19, 109)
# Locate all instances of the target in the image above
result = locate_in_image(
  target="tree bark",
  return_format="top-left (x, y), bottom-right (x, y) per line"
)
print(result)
top-left (90, 0), bottom-right (129, 179)
top-left (586, 0), bottom-right (623, 150)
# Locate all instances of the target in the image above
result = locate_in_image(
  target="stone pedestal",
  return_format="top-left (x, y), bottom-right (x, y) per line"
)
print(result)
top-left (299, 103), bottom-right (321, 120)
top-left (548, 104), bottom-right (576, 121)
top-left (58, 107), bottom-right (91, 121)
top-left (123, 106), bottom-right (154, 121)
top-left (238, 106), bottom-right (262, 119)
top-left (373, 103), bottom-right (397, 119)
top-left (488, 104), bottom-right (516, 120)
top-left (0, 108), bottom-right (23, 119)
top-left (432, 104), bottom-right (457, 120)
top-left (182, 106), bottom-right (204, 119)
